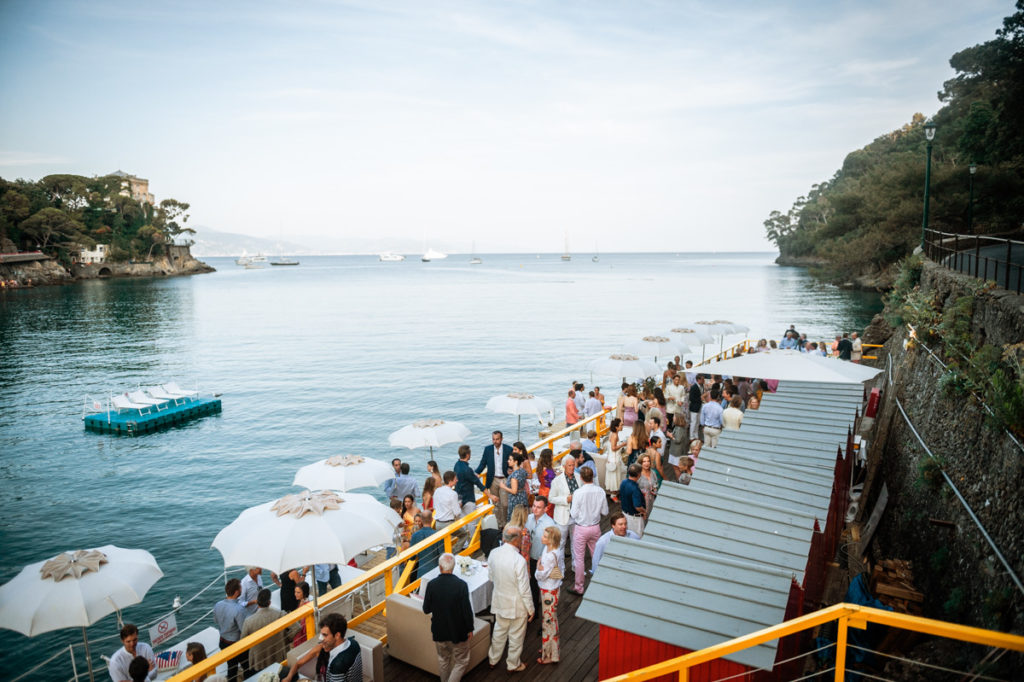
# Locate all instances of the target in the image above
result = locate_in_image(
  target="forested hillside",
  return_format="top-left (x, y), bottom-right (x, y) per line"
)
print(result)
top-left (0, 173), bottom-right (193, 265)
top-left (766, 1), bottom-right (1024, 286)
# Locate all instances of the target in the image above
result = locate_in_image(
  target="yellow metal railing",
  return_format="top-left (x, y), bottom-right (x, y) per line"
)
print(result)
top-left (169, 407), bottom-right (613, 681)
top-left (169, 503), bottom-right (493, 682)
top-left (602, 602), bottom-right (1024, 681)
top-left (698, 340), bottom-right (883, 364)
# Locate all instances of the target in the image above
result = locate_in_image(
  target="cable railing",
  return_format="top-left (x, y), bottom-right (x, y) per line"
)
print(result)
top-left (924, 228), bottom-right (1023, 295)
top-left (166, 406), bottom-right (613, 682)
top-left (601, 603), bottom-right (1024, 681)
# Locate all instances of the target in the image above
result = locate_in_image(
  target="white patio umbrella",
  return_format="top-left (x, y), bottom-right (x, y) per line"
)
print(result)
top-left (588, 354), bottom-right (661, 381)
top-left (212, 490), bottom-right (401, 573)
top-left (486, 393), bottom-right (554, 441)
top-left (212, 490), bottom-right (400, 624)
top-left (387, 419), bottom-right (471, 457)
top-left (694, 319), bottom-right (750, 358)
top-left (623, 335), bottom-right (692, 363)
top-left (0, 545), bottom-right (163, 682)
top-left (670, 327), bottom-right (716, 345)
top-left (293, 455), bottom-right (394, 492)
top-left (702, 349), bottom-right (882, 384)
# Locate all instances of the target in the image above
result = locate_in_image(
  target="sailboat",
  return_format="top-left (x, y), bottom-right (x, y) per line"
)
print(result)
top-left (422, 248), bottom-right (447, 262)
top-left (235, 249), bottom-right (251, 266)
top-left (561, 233), bottom-right (571, 261)
top-left (592, 242), bottom-right (600, 263)
top-left (469, 241), bottom-right (482, 265)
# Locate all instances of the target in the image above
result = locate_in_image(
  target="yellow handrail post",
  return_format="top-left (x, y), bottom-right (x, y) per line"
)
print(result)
top-left (834, 615), bottom-right (848, 682)
top-left (678, 666), bottom-right (689, 681)
top-left (304, 612), bottom-right (315, 642)
top-left (444, 534), bottom-right (453, 553)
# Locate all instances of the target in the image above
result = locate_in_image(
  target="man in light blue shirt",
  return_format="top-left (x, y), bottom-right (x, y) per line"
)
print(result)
top-left (583, 390), bottom-right (603, 418)
top-left (383, 457), bottom-right (402, 498)
top-left (581, 429), bottom-right (599, 455)
top-left (393, 462), bottom-right (420, 501)
top-left (591, 512), bottom-right (640, 576)
top-left (525, 497), bottom-right (556, 611)
top-left (699, 388), bottom-right (725, 448)
top-left (779, 331), bottom-right (799, 349)
top-left (214, 578), bottom-right (249, 681)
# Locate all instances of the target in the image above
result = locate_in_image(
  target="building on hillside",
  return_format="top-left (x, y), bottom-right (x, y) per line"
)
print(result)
top-left (108, 170), bottom-right (155, 206)
top-left (78, 243), bottom-right (108, 264)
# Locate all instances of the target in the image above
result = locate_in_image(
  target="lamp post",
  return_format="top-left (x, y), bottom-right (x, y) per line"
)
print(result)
top-left (920, 118), bottom-right (937, 251)
top-left (968, 163), bottom-right (977, 233)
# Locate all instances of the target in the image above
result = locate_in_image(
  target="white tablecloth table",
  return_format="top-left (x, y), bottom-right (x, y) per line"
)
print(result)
top-left (417, 559), bottom-right (493, 613)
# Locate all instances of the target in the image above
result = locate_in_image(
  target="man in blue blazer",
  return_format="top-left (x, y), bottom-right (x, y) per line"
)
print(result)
top-left (476, 430), bottom-right (513, 526)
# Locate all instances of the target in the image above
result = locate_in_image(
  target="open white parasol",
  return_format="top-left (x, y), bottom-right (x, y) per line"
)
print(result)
top-left (623, 335), bottom-right (692, 363)
top-left (0, 545), bottom-right (163, 682)
top-left (485, 392), bottom-right (554, 440)
top-left (293, 454), bottom-right (395, 492)
top-left (588, 354), bottom-right (661, 381)
top-left (387, 419), bottom-right (471, 457)
top-left (212, 490), bottom-right (400, 625)
top-left (212, 490), bottom-right (401, 573)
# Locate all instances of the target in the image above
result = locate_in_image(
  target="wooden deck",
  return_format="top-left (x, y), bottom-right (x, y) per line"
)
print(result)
top-left (363, 499), bottom-right (619, 682)
top-left (370, 579), bottom-right (599, 681)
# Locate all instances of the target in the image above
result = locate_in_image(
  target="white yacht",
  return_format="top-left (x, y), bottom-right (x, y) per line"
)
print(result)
top-left (379, 253), bottom-right (405, 262)
top-left (421, 248), bottom-right (447, 262)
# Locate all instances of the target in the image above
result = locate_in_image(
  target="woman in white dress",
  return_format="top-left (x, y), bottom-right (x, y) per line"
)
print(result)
top-left (601, 417), bottom-right (626, 494)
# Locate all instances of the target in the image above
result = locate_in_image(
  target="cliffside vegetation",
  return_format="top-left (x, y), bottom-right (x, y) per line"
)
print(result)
top-left (765, 2), bottom-right (1024, 285)
top-left (0, 173), bottom-right (193, 265)
top-left (883, 255), bottom-right (1024, 437)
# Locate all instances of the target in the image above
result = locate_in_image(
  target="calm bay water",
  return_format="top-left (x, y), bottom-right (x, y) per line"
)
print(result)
top-left (0, 252), bottom-right (881, 678)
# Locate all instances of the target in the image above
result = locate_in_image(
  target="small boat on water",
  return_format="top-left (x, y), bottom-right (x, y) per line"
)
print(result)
top-left (244, 262), bottom-right (265, 269)
top-left (235, 250), bottom-right (251, 266)
top-left (561, 232), bottom-right (571, 261)
top-left (379, 253), bottom-right (405, 262)
top-left (422, 248), bottom-right (447, 262)
top-left (250, 253), bottom-right (268, 263)
top-left (470, 241), bottom-right (482, 264)
top-left (270, 257), bottom-right (299, 266)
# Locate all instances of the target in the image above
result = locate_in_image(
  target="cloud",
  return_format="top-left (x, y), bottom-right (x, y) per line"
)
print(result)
top-left (0, 151), bottom-right (72, 167)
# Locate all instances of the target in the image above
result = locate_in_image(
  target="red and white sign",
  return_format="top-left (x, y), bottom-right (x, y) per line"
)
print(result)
top-left (149, 614), bottom-right (178, 647)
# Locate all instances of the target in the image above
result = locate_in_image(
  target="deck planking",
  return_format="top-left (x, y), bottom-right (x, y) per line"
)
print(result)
top-left (371, 497), bottom-right (619, 682)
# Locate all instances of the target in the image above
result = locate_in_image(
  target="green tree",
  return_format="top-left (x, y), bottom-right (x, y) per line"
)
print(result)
top-left (20, 207), bottom-right (90, 251)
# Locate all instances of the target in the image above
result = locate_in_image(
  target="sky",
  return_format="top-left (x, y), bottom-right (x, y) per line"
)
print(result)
top-left (0, 0), bottom-right (1014, 253)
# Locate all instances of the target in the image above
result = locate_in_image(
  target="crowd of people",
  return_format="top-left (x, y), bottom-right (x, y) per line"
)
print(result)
top-left (155, 325), bottom-right (867, 682)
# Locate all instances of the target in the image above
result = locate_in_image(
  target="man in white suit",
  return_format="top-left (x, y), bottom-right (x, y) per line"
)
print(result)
top-left (547, 457), bottom-right (582, 554)
top-left (487, 525), bottom-right (534, 673)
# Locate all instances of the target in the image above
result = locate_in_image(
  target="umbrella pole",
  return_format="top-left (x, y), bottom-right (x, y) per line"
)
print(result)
top-left (82, 627), bottom-right (95, 682)
top-left (312, 575), bottom-right (321, 629)
top-left (517, 415), bottom-right (521, 441)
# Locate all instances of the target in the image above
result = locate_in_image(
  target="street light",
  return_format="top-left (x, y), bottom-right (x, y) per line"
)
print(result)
top-left (920, 118), bottom-right (937, 250)
top-left (968, 163), bottom-right (977, 233)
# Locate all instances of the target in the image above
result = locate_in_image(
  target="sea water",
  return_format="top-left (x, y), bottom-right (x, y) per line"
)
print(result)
top-left (0, 253), bottom-right (881, 677)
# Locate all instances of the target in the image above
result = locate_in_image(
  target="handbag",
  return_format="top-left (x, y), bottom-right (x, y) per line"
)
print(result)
top-left (548, 561), bottom-right (563, 581)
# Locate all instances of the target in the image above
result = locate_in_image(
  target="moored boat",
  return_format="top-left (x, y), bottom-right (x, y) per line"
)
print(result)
top-left (379, 253), bottom-right (405, 262)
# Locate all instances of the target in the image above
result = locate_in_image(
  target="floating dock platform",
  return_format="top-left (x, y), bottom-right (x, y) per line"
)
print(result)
top-left (84, 397), bottom-right (221, 435)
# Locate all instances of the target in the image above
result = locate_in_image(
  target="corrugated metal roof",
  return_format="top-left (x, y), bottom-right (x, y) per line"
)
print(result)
top-left (575, 379), bottom-right (862, 672)
top-left (642, 481), bottom-right (816, 579)
top-left (576, 537), bottom-right (794, 670)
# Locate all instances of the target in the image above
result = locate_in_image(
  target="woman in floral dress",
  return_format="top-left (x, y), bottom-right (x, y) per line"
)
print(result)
top-left (500, 452), bottom-right (530, 516)
top-left (535, 525), bottom-right (564, 664)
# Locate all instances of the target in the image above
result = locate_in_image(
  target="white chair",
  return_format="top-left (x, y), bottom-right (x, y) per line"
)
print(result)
top-left (111, 395), bottom-right (153, 415)
top-left (163, 382), bottom-right (198, 397)
top-left (147, 385), bottom-right (187, 405)
top-left (127, 390), bottom-right (169, 411)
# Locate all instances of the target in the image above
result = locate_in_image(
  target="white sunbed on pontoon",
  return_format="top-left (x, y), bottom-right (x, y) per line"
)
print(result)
top-left (111, 395), bottom-right (155, 415)
top-left (162, 382), bottom-right (198, 397)
top-left (146, 385), bottom-right (190, 405)
top-left (127, 390), bottom-right (170, 411)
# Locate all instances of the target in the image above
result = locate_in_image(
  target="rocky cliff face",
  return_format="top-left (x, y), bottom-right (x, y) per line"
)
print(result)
top-left (0, 245), bottom-right (215, 287)
top-left (0, 257), bottom-right (72, 286)
top-left (861, 261), bottom-right (1024, 638)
